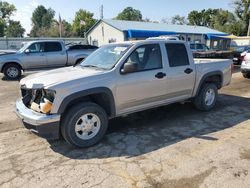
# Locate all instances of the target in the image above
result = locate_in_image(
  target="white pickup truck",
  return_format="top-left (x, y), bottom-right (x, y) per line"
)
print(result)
top-left (0, 40), bottom-right (96, 79)
top-left (15, 39), bottom-right (233, 147)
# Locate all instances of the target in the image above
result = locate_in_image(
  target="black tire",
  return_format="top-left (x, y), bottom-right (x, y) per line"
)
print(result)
top-left (242, 72), bottom-right (250, 79)
top-left (193, 83), bottom-right (218, 111)
top-left (75, 58), bottom-right (84, 65)
top-left (3, 63), bottom-right (22, 80)
top-left (61, 102), bottom-right (108, 148)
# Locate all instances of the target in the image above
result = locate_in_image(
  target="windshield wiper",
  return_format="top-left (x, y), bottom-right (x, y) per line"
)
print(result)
top-left (81, 65), bottom-right (109, 70)
top-left (82, 65), bottom-right (100, 68)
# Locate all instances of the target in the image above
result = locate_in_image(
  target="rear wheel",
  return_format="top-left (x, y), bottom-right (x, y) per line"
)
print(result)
top-left (61, 102), bottom-right (108, 148)
top-left (193, 83), bottom-right (218, 111)
top-left (3, 63), bottom-right (22, 80)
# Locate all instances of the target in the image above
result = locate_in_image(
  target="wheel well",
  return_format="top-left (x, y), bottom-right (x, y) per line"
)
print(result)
top-left (203, 74), bottom-right (222, 89)
top-left (63, 93), bottom-right (114, 118)
top-left (75, 58), bottom-right (85, 64)
top-left (1, 62), bottom-right (22, 72)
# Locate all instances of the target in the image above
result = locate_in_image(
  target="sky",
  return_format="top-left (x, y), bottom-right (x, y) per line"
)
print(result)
top-left (7, 0), bottom-right (234, 35)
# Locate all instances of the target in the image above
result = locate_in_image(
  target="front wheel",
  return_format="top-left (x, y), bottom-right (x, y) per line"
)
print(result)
top-left (61, 102), bottom-right (108, 148)
top-left (193, 83), bottom-right (218, 111)
top-left (3, 64), bottom-right (22, 80)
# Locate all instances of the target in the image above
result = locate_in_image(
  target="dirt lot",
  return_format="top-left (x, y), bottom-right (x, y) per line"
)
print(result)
top-left (1, 70), bottom-right (250, 188)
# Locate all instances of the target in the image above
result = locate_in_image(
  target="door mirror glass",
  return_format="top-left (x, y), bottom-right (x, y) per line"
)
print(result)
top-left (121, 61), bottom-right (138, 74)
top-left (24, 49), bottom-right (30, 54)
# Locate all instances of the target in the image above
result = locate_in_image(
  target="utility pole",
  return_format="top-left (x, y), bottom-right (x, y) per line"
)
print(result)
top-left (100, 5), bottom-right (104, 19)
top-left (59, 14), bottom-right (62, 38)
top-left (247, 18), bottom-right (250, 36)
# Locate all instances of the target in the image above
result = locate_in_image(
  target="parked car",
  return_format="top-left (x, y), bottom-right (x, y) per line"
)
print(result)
top-left (16, 39), bottom-right (233, 147)
top-left (189, 43), bottom-right (209, 52)
top-left (0, 40), bottom-right (96, 79)
top-left (232, 45), bottom-right (250, 65)
top-left (241, 51), bottom-right (250, 78)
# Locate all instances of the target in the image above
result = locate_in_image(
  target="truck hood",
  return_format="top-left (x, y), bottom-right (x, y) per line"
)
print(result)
top-left (20, 66), bottom-right (104, 89)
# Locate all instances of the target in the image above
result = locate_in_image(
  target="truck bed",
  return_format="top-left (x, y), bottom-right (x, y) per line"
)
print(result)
top-left (192, 58), bottom-right (232, 97)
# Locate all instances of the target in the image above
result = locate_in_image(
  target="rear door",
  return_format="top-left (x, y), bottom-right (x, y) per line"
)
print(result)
top-left (164, 43), bottom-right (195, 100)
top-left (44, 42), bottom-right (67, 67)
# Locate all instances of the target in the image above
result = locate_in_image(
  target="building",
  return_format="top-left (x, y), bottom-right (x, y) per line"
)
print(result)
top-left (87, 19), bottom-right (229, 49)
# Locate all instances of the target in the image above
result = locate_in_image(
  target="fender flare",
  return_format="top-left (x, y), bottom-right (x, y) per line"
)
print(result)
top-left (57, 87), bottom-right (116, 118)
top-left (195, 71), bottom-right (223, 96)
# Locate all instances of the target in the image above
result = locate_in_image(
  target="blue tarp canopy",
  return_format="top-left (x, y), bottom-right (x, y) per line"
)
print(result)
top-left (205, 33), bottom-right (229, 40)
top-left (127, 29), bottom-right (177, 38)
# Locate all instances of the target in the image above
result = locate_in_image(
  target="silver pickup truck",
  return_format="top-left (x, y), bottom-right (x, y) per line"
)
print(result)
top-left (15, 39), bottom-right (232, 147)
top-left (0, 40), bottom-right (95, 79)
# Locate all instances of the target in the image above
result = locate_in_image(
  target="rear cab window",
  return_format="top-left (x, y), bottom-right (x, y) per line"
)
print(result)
top-left (44, 42), bottom-right (62, 52)
top-left (165, 43), bottom-right (190, 67)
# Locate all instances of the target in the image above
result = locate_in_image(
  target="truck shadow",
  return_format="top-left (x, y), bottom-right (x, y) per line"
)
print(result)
top-left (49, 94), bottom-right (250, 159)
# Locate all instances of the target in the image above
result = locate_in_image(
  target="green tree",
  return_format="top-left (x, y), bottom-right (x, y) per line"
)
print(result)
top-left (47, 19), bottom-right (73, 37)
top-left (0, 18), bottom-right (4, 36)
top-left (61, 20), bottom-right (73, 37)
top-left (72, 9), bottom-right (96, 37)
top-left (171, 15), bottom-right (187, 25)
top-left (0, 1), bottom-right (16, 21)
top-left (188, 9), bottom-right (217, 26)
top-left (211, 9), bottom-right (242, 35)
top-left (5, 20), bottom-right (25, 37)
top-left (0, 1), bottom-right (25, 37)
top-left (233, 0), bottom-right (250, 35)
top-left (116, 7), bottom-right (142, 21)
top-left (30, 5), bottom-right (55, 37)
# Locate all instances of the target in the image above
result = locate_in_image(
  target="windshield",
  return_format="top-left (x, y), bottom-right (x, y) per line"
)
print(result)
top-left (17, 42), bottom-right (30, 53)
top-left (80, 44), bottom-right (131, 70)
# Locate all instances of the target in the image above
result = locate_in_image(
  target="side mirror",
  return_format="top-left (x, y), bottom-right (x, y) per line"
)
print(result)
top-left (24, 49), bottom-right (30, 54)
top-left (121, 62), bottom-right (138, 74)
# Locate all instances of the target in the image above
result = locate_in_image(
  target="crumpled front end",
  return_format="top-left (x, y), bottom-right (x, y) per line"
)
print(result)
top-left (15, 85), bottom-right (61, 140)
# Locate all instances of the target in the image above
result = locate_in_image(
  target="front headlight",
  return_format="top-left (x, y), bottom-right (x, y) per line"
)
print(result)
top-left (30, 89), bottom-right (56, 114)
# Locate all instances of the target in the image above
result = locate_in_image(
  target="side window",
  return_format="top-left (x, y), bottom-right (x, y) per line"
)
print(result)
top-left (125, 44), bottom-right (162, 72)
top-left (44, 42), bottom-right (62, 52)
top-left (165, 43), bottom-right (189, 67)
top-left (27, 43), bottom-right (44, 53)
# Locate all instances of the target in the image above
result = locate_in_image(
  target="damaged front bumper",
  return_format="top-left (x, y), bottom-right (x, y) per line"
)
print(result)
top-left (15, 100), bottom-right (61, 140)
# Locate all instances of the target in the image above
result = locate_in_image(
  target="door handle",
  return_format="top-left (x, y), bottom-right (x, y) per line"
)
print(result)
top-left (40, 54), bottom-right (45, 56)
top-left (155, 72), bottom-right (166, 79)
top-left (184, 68), bottom-right (193, 74)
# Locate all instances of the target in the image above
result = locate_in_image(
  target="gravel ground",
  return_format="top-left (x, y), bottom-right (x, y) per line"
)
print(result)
top-left (0, 69), bottom-right (250, 188)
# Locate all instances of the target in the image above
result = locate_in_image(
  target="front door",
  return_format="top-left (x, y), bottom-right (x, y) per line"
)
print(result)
top-left (22, 42), bottom-right (47, 69)
top-left (116, 44), bottom-right (168, 115)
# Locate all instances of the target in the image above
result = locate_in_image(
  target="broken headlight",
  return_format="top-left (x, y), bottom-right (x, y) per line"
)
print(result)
top-left (30, 89), bottom-right (56, 114)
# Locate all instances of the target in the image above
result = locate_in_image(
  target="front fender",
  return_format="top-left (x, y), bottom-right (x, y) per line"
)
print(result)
top-left (56, 87), bottom-right (116, 118)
